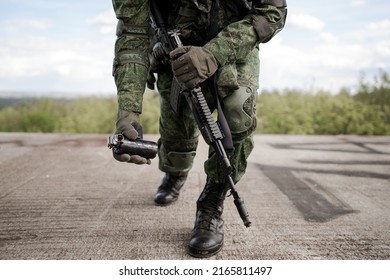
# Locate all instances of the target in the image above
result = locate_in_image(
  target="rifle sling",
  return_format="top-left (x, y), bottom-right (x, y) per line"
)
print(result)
top-left (208, 0), bottom-right (234, 153)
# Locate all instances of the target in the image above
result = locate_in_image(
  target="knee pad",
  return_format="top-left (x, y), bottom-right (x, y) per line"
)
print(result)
top-left (222, 86), bottom-right (257, 140)
top-left (158, 140), bottom-right (197, 176)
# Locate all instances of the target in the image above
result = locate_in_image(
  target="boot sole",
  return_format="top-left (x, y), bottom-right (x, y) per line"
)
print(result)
top-left (188, 242), bottom-right (223, 258)
top-left (154, 196), bottom-right (179, 206)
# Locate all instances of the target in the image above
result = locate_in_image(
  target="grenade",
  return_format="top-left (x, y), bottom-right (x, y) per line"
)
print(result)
top-left (108, 134), bottom-right (158, 159)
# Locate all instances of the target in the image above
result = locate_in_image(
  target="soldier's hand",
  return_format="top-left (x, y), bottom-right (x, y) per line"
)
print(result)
top-left (170, 46), bottom-right (218, 89)
top-left (113, 109), bottom-right (151, 165)
top-left (113, 153), bottom-right (151, 165)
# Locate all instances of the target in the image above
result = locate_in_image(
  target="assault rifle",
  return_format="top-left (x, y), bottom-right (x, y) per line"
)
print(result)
top-left (150, 0), bottom-right (251, 227)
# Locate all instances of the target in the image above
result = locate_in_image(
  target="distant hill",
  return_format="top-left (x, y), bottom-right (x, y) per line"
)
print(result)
top-left (0, 91), bottom-right (114, 99)
top-left (0, 91), bottom-right (115, 110)
top-left (0, 97), bottom-right (35, 110)
top-left (0, 97), bottom-right (74, 110)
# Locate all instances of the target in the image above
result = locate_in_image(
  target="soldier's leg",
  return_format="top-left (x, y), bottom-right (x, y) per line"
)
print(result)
top-left (154, 70), bottom-right (200, 205)
top-left (204, 85), bottom-right (257, 183)
top-left (188, 85), bottom-right (257, 257)
top-left (188, 47), bottom-right (259, 257)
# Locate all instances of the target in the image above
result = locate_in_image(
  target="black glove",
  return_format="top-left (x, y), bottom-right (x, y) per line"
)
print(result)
top-left (113, 110), bottom-right (151, 165)
top-left (170, 46), bottom-right (218, 88)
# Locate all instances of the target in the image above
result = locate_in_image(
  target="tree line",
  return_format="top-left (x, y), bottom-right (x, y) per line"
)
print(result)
top-left (0, 71), bottom-right (389, 135)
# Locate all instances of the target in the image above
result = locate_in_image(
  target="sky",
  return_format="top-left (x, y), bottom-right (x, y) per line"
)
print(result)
top-left (0, 0), bottom-right (389, 97)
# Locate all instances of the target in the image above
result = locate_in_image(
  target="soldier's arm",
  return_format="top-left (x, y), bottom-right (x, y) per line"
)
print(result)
top-left (204, 0), bottom-right (287, 66)
top-left (112, 0), bottom-right (150, 113)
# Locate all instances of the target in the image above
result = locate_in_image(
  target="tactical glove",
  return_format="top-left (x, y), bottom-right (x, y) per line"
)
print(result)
top-left (170, 46), bottom-right (218, 89)
top-left (114, 109), bottom-right (151, 165)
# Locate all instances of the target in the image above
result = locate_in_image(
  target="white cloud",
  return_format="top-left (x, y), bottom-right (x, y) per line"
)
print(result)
top-left (319, 32), bottom-right (339, 44)
top-left (260, 30), bottom-right (389, 93)
top-left (354, 19), bottom-right (390, 43)
top-left (2, 19), bottom-right (50, 30)
top-left (315, 43), bottom-right (372, 69)
top-left (351, 0), bottom-right (366, 6)
top-left (375, 41), bottom-right (390, 57)
top-left (0, 10), bottom-right (120, 93)
top-left (367, 19), bottom-right (390, 31)
top-left (288, 13), bottom-right (325, 32)
top-left (86, 10), bottom-right (116, 35)
top-left (0, 35), bottom-right (115, 93)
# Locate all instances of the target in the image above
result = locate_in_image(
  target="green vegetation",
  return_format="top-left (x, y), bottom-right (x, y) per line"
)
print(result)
top-left (0, 92), bottom-right (161, 135)
top-left (0, 97), bottom-right (116, 134)
top-left (0, 71), bottom-right (389, 135)
top-left (256, 70), bottom-right (390, 135)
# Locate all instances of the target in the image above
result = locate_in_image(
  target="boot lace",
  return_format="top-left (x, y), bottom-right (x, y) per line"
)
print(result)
top-left (196, 188), bottom-right (224, 230)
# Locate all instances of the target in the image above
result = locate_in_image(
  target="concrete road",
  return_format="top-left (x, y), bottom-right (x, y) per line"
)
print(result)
top-left (0, 133), bottom-right (389, 260)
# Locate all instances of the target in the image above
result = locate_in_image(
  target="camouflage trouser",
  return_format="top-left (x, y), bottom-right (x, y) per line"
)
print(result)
top-left (157, 47), bottom-right (260, 184)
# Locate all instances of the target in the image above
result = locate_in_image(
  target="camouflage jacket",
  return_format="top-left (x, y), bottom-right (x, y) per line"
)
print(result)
top-left (112, 0), bottom-right (287, 113)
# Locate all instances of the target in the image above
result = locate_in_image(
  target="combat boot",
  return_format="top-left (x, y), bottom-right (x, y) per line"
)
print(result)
top-left (188, 178), bottom-right (228, 258)
top-left (154, 174), bottom-right (187, 205)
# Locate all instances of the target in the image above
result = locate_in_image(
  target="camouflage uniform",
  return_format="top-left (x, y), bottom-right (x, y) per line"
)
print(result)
top-left (112, 0), bottom-right (287, 257)
top-left (112, 0), bottom-right (287, 183)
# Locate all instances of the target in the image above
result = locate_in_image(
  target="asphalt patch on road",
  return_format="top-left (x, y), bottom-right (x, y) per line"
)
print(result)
top-left (258, 164), bottom-right (358, 223)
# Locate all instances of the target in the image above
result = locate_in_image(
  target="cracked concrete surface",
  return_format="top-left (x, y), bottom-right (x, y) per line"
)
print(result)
top-left (0, 133), bottom-right (389, 260)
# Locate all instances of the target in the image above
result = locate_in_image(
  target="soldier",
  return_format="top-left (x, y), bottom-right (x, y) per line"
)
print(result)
top-left (111, 0), bottom-right (287, 258)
